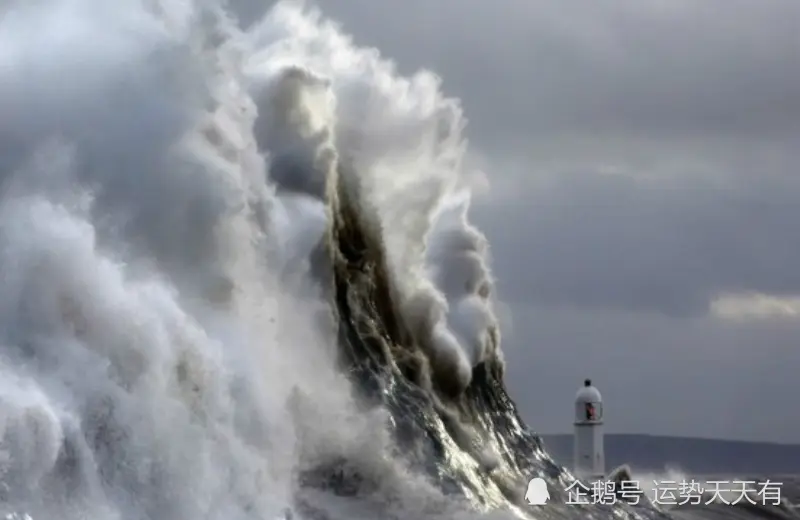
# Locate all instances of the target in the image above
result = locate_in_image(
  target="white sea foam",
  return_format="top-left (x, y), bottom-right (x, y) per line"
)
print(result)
top-left (0, 1), bottom-right (504, 518)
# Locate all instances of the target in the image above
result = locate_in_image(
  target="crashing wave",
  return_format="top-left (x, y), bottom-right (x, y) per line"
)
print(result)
top-left (0, 1), bottom-right (793, 520)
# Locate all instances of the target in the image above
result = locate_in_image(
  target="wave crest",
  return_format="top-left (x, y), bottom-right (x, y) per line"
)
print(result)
top-left (0, 1), bottom-right (674, 519)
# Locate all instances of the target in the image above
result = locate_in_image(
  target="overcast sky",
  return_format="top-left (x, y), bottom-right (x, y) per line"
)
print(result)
top-left (234, 0), bottom-right (800, 443)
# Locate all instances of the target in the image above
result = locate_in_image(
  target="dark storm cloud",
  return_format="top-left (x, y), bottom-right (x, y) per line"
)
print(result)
top-left (475, 166), bottom-right (800, 316)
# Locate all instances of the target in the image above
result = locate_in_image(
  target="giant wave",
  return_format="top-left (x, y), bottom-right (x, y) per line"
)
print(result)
top-left (0, 1), bottom-right (795, 519)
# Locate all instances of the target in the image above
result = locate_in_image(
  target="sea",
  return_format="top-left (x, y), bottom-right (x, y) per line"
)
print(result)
top-left (0, 1), bottom-right (796, 519)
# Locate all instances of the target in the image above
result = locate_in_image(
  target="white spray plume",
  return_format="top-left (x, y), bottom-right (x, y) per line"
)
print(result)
top-left (245, 2), bottom-right (500, 398)
top-left (0, 0), bottom-right (505, 518)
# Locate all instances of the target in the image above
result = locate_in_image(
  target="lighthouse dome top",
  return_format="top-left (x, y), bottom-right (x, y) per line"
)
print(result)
top-left (575, 378), bottom-right (602, 404)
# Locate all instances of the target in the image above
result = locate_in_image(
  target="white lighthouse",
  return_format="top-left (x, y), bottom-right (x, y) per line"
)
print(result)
top-left (573, 378), bottom-right (605, 481)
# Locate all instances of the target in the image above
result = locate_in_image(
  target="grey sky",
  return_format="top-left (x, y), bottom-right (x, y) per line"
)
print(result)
top-left (233, 0), bottom-right (800, 443)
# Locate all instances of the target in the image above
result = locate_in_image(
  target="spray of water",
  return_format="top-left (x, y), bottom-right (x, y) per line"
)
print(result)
top-left (0, 0), bottom-right (503, 518)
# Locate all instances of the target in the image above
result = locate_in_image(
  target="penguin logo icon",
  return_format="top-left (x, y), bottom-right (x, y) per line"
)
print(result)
top-left (524, 477), bottom-right (550, 505)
